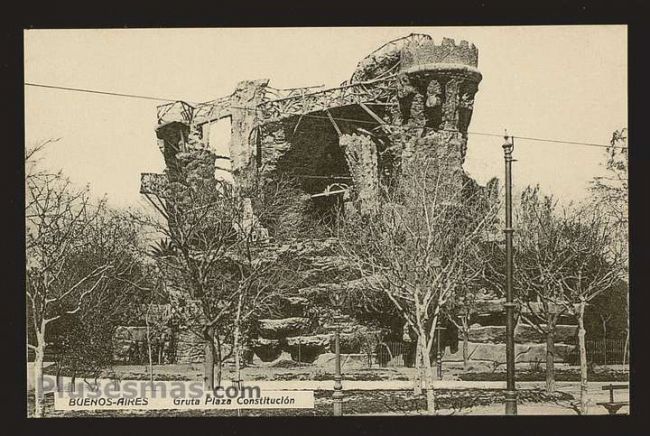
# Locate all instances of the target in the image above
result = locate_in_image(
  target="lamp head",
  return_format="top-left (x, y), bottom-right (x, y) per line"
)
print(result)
top-left (502, 132), bottom-right (515, 153)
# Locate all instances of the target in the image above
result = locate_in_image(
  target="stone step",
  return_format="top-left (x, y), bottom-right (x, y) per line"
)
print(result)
top-left (443, 342), bottom-right (576, 364)
top-left (258, 317), bottom-right (311, 339)
top-left (467, 324), bottom-right (578, 344)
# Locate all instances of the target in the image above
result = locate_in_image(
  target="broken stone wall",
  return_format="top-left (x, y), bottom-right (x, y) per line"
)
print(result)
top-left (139, 36), bottom-right (580, 368)
top-left (230, 79), bottom-right (269, 191)
top-left (261, 116), bottom-right (349, 189)
top-left (339, 132), bottom-right (380, 215)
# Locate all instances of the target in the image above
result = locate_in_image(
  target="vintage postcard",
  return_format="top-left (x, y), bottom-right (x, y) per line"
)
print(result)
top-left (25, 26), bottom-right (628, 417)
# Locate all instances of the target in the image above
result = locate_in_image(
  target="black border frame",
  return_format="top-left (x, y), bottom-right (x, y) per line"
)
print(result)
top-left (4, 1), bottom-right (649, 435)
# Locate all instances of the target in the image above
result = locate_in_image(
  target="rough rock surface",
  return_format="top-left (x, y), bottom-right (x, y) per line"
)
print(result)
top-left (443, 342), bottom-right (575, 364)
top-left (340, 133), bottom-right (379, 215)
top-left (470, 299), bottom-right (572, 316)
top-left (266, 352), bottom-right (304, 368)
top-left (286, 334), bottom-right (332, 347)
top-left (258, 317), bottom-right (311, 339)
top-left (280, 296), bottom-right (310, 317)
top-left (175, 330), bottom-right (204, 364)
top-left (467, 324), bottom-right (578, 344)
top-left (285, 334), bottom-right (332, 363)
top-left (516, 324), bottom-right (578, 344)
top-left (136, 36), bottom-right (586, 369)
top-left (230, 79), bottom-right (269, 188)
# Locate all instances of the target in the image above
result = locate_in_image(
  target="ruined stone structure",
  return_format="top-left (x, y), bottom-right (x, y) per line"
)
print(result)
top-left (137, 34), bottom-right (577, 367)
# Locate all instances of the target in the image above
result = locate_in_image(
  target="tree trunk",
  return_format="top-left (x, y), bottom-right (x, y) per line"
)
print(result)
top-left (601, 319), bottom-right (607, 365)
top-left (421, 341), bottom-right (436, 415)
top-left (33, 335), bottom-right (45, 418)
top-left (235, 340), bottom-right (243, 417)
top-left (234, 293), bottom-right (243, 390)
top-left (233, 328), bottom-right (241, 389)
top-left (413, 337), bottom-right (422, 395)
top-left (545, 329), bottom-right (556, 393)
top-left (623, 327), bottom-right (629, 365)
top-left (462, 315), bottom-right (469, 371)
top-left (233, 322), bottom-right (242, 417)
top-left (145, 308), bottom-right (154, 387)
top-left (577, 301), bottom-right (589, 415)
top-left (215, 334), bottom-right (223, 389)
top-left (418, 339), bottom-right (426, 392)
top-left (55, 364), bottom-right (63, 393)
top-left (203, 326), bottom-right (215, 393)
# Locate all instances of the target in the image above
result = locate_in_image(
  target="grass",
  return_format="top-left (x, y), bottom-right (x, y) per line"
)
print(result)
top-left (458, 368), bottom-right (630, 382)
top-left (45, 362), bottom-right (629, 383)
top-left (45, 364), bottom-right (413, 382)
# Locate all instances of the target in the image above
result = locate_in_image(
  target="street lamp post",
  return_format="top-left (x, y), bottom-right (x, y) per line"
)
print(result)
top-left (503, 135), bottom-right (518, 415)
top-left (329, 291), bottom-right (346, 416)
top-left (333, 320), bottom-right (343, 416)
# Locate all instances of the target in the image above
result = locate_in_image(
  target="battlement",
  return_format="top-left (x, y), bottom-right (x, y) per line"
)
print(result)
top-left (400, 37), bottom-right (479, 71)
top-left (153, 35), bottom-right (481, 131)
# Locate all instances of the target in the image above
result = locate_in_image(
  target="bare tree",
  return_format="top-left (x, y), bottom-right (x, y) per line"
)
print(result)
top-left (144, 175), bottom-right (241, 391)
top-left (443, 283), bottom-right (485, 371)
top-left (591, 127), bottom-right (629, 367)
top-left (26, 143), bottom-right (146, 416)
top-left (228, 177), bottom-right (313, 387)
top-left (487, 186), bottom-right (573, 393)
top-left (555, 206), bottom-right (626, 414)
top-left (591, 128), bottom-right (628, 233)
top-left (51, 254), bottom-right (150, 393)
top-left (135, 288), bottom-right (170, 388)
top-left (485, 182), bottom-right (625, 409)
top-left (144, 159), bottom-right (305, 392)
top-left (227, 253), bottom-right (296, 389)
top-left (336, 161), bottom-right (497, 414)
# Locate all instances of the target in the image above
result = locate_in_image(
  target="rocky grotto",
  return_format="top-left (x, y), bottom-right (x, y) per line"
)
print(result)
top-left (119, 34), bottom-right (577, 368)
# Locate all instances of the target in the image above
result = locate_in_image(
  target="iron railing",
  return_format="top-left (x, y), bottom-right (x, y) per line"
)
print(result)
top-left (586, 338), bottom-right (628, 365)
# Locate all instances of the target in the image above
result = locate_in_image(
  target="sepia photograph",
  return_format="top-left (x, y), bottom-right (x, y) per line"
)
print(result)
top-left (24, 25), bottom-right (629, 418)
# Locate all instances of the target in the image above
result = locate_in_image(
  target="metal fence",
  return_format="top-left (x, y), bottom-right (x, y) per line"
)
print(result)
top-left (375, 339), bottom-right (629, 367)
top-left (376, 341), bottom-right (411, 367)
top-left (586, 338), bottom-right (628, 365)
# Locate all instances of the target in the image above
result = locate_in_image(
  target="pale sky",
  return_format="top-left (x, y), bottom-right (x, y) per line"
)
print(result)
top-left (24, 26), bottom-right (627, 209)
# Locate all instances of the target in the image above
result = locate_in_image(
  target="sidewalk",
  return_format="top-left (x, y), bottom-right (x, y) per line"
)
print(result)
top-left (35, 373), bottom-right (627, 395)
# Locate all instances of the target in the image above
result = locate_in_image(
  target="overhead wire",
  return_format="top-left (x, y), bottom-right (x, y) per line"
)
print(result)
top-left (25, 81), bottom-right (627, 150)
top-left (25, 82), bottom-right (197, 104)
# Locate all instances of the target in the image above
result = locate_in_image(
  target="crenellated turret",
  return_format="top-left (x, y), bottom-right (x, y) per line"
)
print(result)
top-left (392, 37), bottom-right (482, 135)
top-left (400, 37), bottom-right (479, 70)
